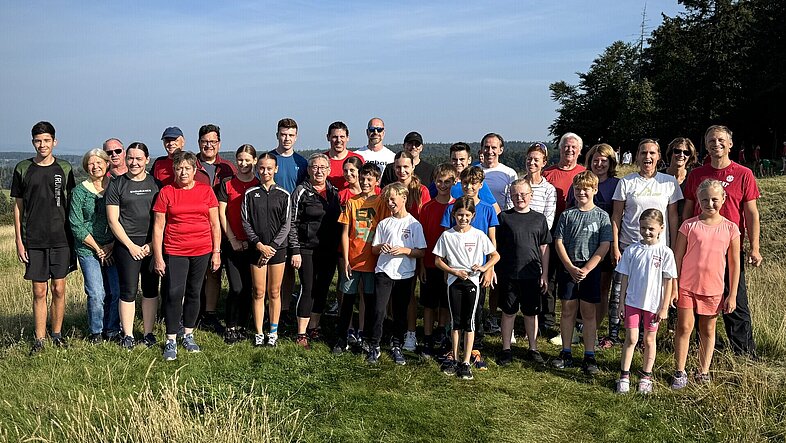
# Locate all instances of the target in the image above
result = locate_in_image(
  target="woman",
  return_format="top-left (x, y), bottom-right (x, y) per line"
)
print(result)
top-left (152, 151), bottom-right (221, 361)
top-left (69, 149), bottom-right (120, 343)
top-left (660, 137), bottom-right (697, 222)
top-left (524, 142), bottom-right (557, 229)
top-left (216, 144), bottom-right (259, 344)
top-left (289, 153), bottom-right (341, 349)
top-left (241, 152), bottom-right (290, 347)
top-left (106, 142), bottom-right (160, 349)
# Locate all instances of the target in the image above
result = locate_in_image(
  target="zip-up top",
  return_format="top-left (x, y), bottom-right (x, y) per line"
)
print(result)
top-left (241, 183), bottom-right (291, 251)
top-left (288, 180), bottom-right (341, 255)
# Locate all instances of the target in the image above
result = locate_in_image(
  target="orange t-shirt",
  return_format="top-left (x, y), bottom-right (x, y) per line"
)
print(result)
top-left (338, 194), bottom-right (390, 272)
top-left (679, 216), bottom-right (740, 296)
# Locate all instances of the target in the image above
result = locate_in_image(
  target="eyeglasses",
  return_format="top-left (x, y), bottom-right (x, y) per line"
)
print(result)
top-left (309, 165), bottom-right (329, 171)
top-left (407, 141), bottom-right (422, 148)
top-left (105, 148), bottom-right (123, 155)
top-left (511, 192), bottom-right (532, 199)
top-left (672, 149), bottom-right (691, 156)
top-left (199, 140), bottom-right (219, 146)
top-left (367, 127), bottom-right (385, 133)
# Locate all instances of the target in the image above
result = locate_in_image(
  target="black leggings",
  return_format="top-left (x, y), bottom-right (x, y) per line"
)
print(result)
top-left (295, 250), bottom-right (337, 318)
top-left (365, 273), bottom-right (413, 348)
top-left (115, 237), bottom-right (159, 303)
top-left (223, 247), bottom-right (253, 329)
top-left (449, 279), bottom-right (481, 332)
top-left (164, 253), bottom-right (211, 335)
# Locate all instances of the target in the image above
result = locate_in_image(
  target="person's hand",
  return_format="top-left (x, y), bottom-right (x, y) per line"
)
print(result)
top-left (670, 290), bottom-right (679, 309)
top-left (388, 246), bottom-right (408, 256)
top-left (723, 295), bottom-right (737, 314)
top-left (455, 270), bottom-right (469, 280)
top-left (343, 261), bottom-right (352, 281)
top-left (153, 257), bottom-right (166, 277)
top-left (291, 254), bottom-right (302, 269)
top-left (748, 249), bottom-right (763, 267)
top-left (657, 308), bottom-right (669, 323)
top-left (16, 241), bottom-right (28, 264)
top-left (211, 252), bottom-right (221, 272)
top-left (418, 265), bottom-right (427, 283)
top-left (539, 275), bottom-right (548, 293)
top-left (128, 243), bottom-right (145, 260)
top-left (481, 268), bottom-right (494, 288)
top-left (568, 266), bottom-right (584, 283)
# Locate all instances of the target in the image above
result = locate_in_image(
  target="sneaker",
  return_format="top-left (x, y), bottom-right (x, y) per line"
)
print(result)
top-left (51, 335), bottom-right (68, 348)
top-left (119, 335), bottom-right (136, 350)
top-left (617, 377), bottom-right (631, 394)
top-left (359, 338), bottom-right (370, 354)
top-left (582, 355), bottom-right (600, 376)
top-left (366, 346), bottom-right (381, 364)
top-left (306, 328), bottom-right (320, 341)
top-left (391, 346), bottom-right (406, 365)
top-left (254, 333), bottom-right (266, 347)
top-left (671, 371), bottom-right (688, 390)
top-left (296, 334), bottom-right (311, 350)
top-left (199, 313), bottom-right (225, 335)
top-left (182, 333), bottom-right (201, 353)
top-left (142, 333), bottom-right (157, 348)
top-left (695, 372), bottom-right (711, 385)
top-left (527, 349), bottom-right (546, 365)
top-left (638, 377), bottom-right (654, 394)
top-left (163, 339), bottom-right (177, 361)
top-left (325, 300), bottom-right (339, 317)
top-left (598, 336), bottom-right (616, 350)
top-left (103, 331), bottom-right (121, 343)
top-left (224, 329), bottom-right (240, 345)
top-left (332, 338), bottom-right (347, 355)
top-left (266, 333), bottom-right (278, 347)
top-left (552, 351), bottom-right (573, 369)
top-left (346, 329), bottom-right (358, 347)
top-left (470, 350), bottom-right (488, 371)
top-left (29, 339), bottom-right (44, 356)
top-left (496, 349), bottom-right (513, 367)
top-left (87, 333), bottom-right (103, 344)
top-left (457, 362), bottom-right (474, 380)
top-left (403, 331), bottom-right (417, 352)
top-left (485, 316), bottom-right (501, 334)
top-left (441, 352), bottom-right (457, 375)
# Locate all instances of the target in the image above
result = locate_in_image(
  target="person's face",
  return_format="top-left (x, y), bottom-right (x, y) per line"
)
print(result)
top-left (450, 150), bottom-right (470, 173)
top-left (453, 208), bottom-right (474, 230)
top-left (359, 173), bottom-right (378, 194)
top-left (343, 162), bottom-right (359, 185)
top-left (434, 173), bottom-right (456, 196)
top-left (573, 185), bottom-right (597, 205)
top-left (670, 144), bottom-right (692, 167)
top-left (386, 191), bottom-right (407, 214)
top-left (510, 184), bottom-right (532, 211)
top-left (591, 153), bottom-right (610, 178)
top-left (526, 151), bottom-right (546, 175)
top-left (32, 133), bottom-right (57, 158)
top-left (395, 158), bottom-right (413, 182)
top-left (236, 152), bottom-right (257, 175)
top-left (404, 140), bottom-right (422, 158)
top-left (309, 158), bottom-right (330, 185)
top-left (638, 218), bottom-right (664, 245)
top-left (637, 142), bottom-right (660, 174)
top-left (705, 130), bottom-right (733, 160)
top-left (277, 127), bottom-right (297, 151)
top-left (462, 179), bottom-right (481, 199)
top-left (258, 157), bottom-right (278, 183)
top-left (367, 119), bottom-right (385, 145)
top-left (126, 148), bottom-right (149, 176)
top-left (87, 156), bottom-right (108, 179)
top-left (198, 132), bottom-right (220, 161)
top-left (560, 137), bottom-right (580, 165)
top-left (104, 140), bottom-right (125, 168)
top-left (163, 136), bottom-right (185, 156)
top-left (698, 185), bottom-right (726, 215)
top-left (482, 136), bottom-right (503, 166)
top-left (174, 160), bottom-right (195, 186)
top-left (328, 129), bottom-right (348, 153)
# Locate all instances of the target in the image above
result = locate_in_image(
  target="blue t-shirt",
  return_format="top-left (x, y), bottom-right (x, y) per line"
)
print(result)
top-left (269, 150), bottom-right (308, 193)
top-left (567, 176), bottom-right (620, 215)
top-left (441, 200), bottom-right (499, 234)
top-left (428, 181), bottom-right (496, 205)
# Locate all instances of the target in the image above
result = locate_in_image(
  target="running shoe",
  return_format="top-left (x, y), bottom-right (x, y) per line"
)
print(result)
top-left (51, 334), bottom-right (68, 348)
top-left (87, 333), bottom-right (103, 344)
top-left (224, 329), bottom-right (239, 345)
top-left (366, 346), bottom-right (381, 364)
top-left (638, 377), bottom-right (654, 394)
top-left (163, 339), bottom-right (177, 361)
top-left (307, 327), bottom-right (320, 341)
top-left (346, 329), bottom-right (358, 347)
top-left (527, 349), bottom-right (546, 365)
top-left (441, 352), bottom-right (457, 375)
top-left (496, 349), bottom-right (513, 367)
top-left (254, 333), bottom-right (266, 348)
top-left (182, 333), bottom-right (201, 353)
top-left (266, 333), bottom-right (278, 347)
top-left (671, 371), bottom-right (688, 390)
top-left (582, 355), bottom-right (600, 376)
top-left (119, 335), bottom-right (136, 350)
top-left (403, 331), bottom-right (417, 352)
top-left (296, 334), bottom-right (311, 350)
top-left (29, 339), bottom-right (44, 357)
top-left (457, 362), bottom-right (474, 380)
top-left (695, 372), bottom-right (711, 385)
top-left (616, 377), bottom-right (631, 394)
top-left (470, 350), bottom-right (488, 371)
top-left (332, 338), bottom-right (347, 355)
top-left (551, 351), bottom-right (573, 369)
top-left (391, 346), bottom-right (406, 365)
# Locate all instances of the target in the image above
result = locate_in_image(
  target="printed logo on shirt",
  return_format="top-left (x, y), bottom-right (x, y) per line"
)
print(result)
top-left (130, 188), bottom-right (153, 196)
top-left (464, 242), bottom-right (476, 253)
top-left (254, 192), bottom-right (261, 198)
top-left (54, 174), bottom-right (63, 207)
top-left (725, 175), bottom-right (734, 185)
top-left (634, 187), bottom-right (664, 197)
top-left (583, 221), bottom-right (599, 234)
top-left (401, 227), bottom-right (411, 239)
top-left (353, 207), bottom-right (377, 241)
top-left (653, 254), bottom-right (662, 269)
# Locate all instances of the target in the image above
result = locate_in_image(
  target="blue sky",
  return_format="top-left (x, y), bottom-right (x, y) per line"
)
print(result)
top-left (0, 1), bottom-right (683, 157)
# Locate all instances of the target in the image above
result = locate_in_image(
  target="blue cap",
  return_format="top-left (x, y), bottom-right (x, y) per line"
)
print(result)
top-left (161, 126), bottom-right (184, 140)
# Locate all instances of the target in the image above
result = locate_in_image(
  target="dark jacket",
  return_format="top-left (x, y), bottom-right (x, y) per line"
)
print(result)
top-left (241, 183), bottom-right (291, 250)
top-left (288, 180), bottom-right (341, 255)
top-left (196, 154), bottom-right (237, 187)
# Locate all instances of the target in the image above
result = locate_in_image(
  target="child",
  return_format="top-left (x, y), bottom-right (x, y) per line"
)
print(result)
top-left (334, 163), bottom-right (387, 354)
top-left (434, 196), bottom-right (499, 379)
top-left (552, 171), bottom-right (612, 375)
top-left (367, 183), bottom-right (426, 365)
top-left (495, 180), bottom-right (551, 366)
top-left (12, 121), bottom-right (76, 355)
top-left (418, 164), bottom-right (457, 356)
top-left (615, 209), bottom-right (677, 394)
top-left (338, 156), bottom-right (364, 206)
top-left (672, 179), bottom-right (740, 389)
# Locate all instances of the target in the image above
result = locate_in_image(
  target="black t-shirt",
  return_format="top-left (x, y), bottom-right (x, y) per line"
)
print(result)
top-left (105, 174), bottom-right (160, 240)
top-left (496, 209), bottom-right (552, 279)
top-left (10, 158), bottom-right (75, 248)
top-left (381, 159), bottom-right (435, 187)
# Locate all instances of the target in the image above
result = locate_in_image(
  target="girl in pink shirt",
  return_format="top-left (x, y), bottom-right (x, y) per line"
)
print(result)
top-left (672, 179), bottom-right (740, 389)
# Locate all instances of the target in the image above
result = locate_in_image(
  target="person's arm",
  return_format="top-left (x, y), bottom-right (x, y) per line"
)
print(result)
top-left (539, 244), bottom-right (549, 291)
top-left (611, 200), bottom-right (624, 264)
top-left (152, 212), bottom-right (167, 276)
top-left (107, 205), bottom-right (146, 259)
top-left (341, 223), bottom-right (351, 280)
top-left (268, 192), bottom-right (292, 255)
top-left (13, 198), bottom-right (27, 263)
top-left (435, 255), bottom-right (468, 280)
top-left (220, 201), bottom-right (243, 252)
top-left (618, 274), bottom-right (629, 321)
top-left (743, 199), bottom-right (762, 266)
top-left (288, 189), bottom-right (303, 269)
top-left (658, 277), bottom-right (673, 322)
top-left (554, 238), bottom-right (581, 282)
top-left (725, 234), bottom-right (741, 314)
top-left (209, 206), bottom-right (221, 271)
top-left (582, 241), bottom-right (610, 274)
top-left (667, 202), bottom-right (679, 249)
top-left (492, 202), bottom-right (501, 215)
top-left (672, 231), bottom-right (688, 306)
top-left (477, 251), bottom-right (500, 288)
top-left (544, 187), bottom-right (556, 230)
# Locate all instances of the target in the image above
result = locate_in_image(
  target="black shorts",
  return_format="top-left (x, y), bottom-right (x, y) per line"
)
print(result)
top-left (251, 247), bottom-right (287, 266)
top-left (557, 263), bottom-right (602, 303)
top-left (499, 278), bottom-right (543, 316)
top-left (448, 279), bottom-right (481, 332)
top-left (25, 247), bottom-right (71, 282)
top-left (420, 267), bottom-right (448, 309)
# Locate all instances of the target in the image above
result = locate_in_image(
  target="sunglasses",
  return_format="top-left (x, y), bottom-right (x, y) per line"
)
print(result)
top-left (530, 142), bottom-right (548, 154)
top-left (105, 148), bottom-right (123, 155)
top-left (367, 127), bottom-right (385, 133)
top-left (672, 149), bottom-right (691, 156)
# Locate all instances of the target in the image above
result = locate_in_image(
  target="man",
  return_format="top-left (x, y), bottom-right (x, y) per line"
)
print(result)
top-left (12, 121), bottom-right (76, 355)
top-left (151, 126), bottom-right (186, 186)
top-left (480, 133), bottom-right (518, 210)
top-left (541, 132), bottom-right (586, 337)
top-left (270, 118), bottom-right (308, 193)
top-left (381, 131), bottom-right (435, 187)
top-left (682, 125), bottom-right (762, 357)
top-left (355, 117), bottom-right (395, 174)
top-left (103, 138), bottom-right (127, 177)
top-left (325, 121), bottom-right (363, 190)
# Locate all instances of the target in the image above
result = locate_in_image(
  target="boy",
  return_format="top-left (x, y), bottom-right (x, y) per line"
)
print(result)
top-left (417, 164), bottom-right (457, 356)
top-left (12, 121), bottom-right (76, 355)
top-left (552, 171), bottom-right (612, 375)
top-left (334, 163), bottom-right (388, 354)
top-left (495, 180), bottom-right (551, 366)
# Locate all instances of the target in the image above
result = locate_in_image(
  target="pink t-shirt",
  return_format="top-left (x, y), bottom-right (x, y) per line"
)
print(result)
top-left (679, 216), bottom-right (740, 296)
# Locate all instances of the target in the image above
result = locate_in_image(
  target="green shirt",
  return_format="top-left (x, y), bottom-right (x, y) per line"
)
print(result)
top-left (69, 180), bottom-right (114, 257)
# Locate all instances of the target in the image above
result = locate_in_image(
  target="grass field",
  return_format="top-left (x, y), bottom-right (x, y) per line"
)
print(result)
top-left (0, 176), bottom-right (784, 442)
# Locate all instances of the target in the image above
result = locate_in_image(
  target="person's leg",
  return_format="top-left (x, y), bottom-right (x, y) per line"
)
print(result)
top-left (164, 255), bottom-right (188, 338)
top-left (501, 314), bottom-right (515, 350)
top-left (620, 306), bottom-right (639, 373)
top-left (203, 267), bottom-right (221, 313)
top-left (295, 253), bottom-right (315, 335)
top-left (50, 278), bottom-right (67, 335)
top-left (674, 307), bottom-right (696, 373)
top-left (462, 281), bottom-right (479, 363)
top-left (597, 271), bottom-right (612, 335)
top-left (697, 315), bottom-right (717, 375)
top-left (307, 251), bottom-right (336, 331)
top-left (182, 254), bottom-right (211, 335)
top-left (266, 262), bottom-right (285, 336)
top-left (540, 244), bottom-right (559, 333)
top-left (223, 248), bottom-right (244, 330)
top-left (559, 300), bottom-right (578, 349)
top-left (103, 263), bottom-right (121, 337)
top-left (391, 277), bottom-right (413, 348)
top-left (524, 315), bottom-right (538, 350)
top-left (472, 286), bottom-right (486, 350)
top-left (280, 261), bottom-right (295, 317)
top-left (250, 264), bottom-right (268, 335)
top-left (78, 255), bottom-right (105, 335)
top-left (370, 273), bottom-right (394, 348)
top-left (642, 328), bottom-right (658, 374)
top-left (722, 253), bottom-right (755, 356)
top-left (608, 271), bottom-right (623, 339)
top-left (447, 280), bottom-right (462, 357)
top-left (140, 256), bottom-right (160, 335)
top-left (336, 271), bottom-right (357, 338)
top-left (32, 281), bottom-right (48, 340)
top-left (114, 242), bottom-right (141, 338)
top-left (580, 301), bottom-right (598, 354)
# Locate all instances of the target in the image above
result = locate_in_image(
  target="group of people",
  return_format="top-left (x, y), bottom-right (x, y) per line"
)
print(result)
top-left (13, 119), bottom-right (762, 387)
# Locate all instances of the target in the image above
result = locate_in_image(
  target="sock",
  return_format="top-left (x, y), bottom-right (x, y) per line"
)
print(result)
top-left (562, 348), bottom-right (572, 355)
top-left (269, 323), bottom-right (278, 335)
top-left (621, 370), bottom-right (631, 378)
top-left (584, 351), bottom-right (595, 358)
top-left (641, 371), bottom-right (652, 379)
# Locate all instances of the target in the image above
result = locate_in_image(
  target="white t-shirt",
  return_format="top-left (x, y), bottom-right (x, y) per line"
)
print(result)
top-left (529, 177), bottom-right (557, 229)
top-left (373, 214), bottom-right (427, 279)
top-left (615, 241), bottom-right (677, 313)
top-left (481, 163), bottom-right (518, 210)
top-left (612, 172), bottom-right (683, 248)
top-left (432, 227), bottom-right (496, 286)
top-left (355, 145), bottom-right (395, 175)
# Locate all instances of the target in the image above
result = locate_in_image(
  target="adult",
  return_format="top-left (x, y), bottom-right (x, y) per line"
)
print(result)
top-left (781, 142), bottom-right (786, 174)
top-left (428, 142), bottom-right (501, 213)
top-left (523, 142), bottom-right (557, 229)
top-left (622, 150), bottom-right (633, 165)
top-left (106, 142), bottom-right (160, 349)
top-left (289, 153), bottom-right (342, 349)
top-left (103, 138), bottom-right (127, 177)
top-left (355, 117), bottom-right (395, 174)
top-left (480, 132), bottom-right (518, 210)
top-left (682, 125), bottom-right (761, 357)
top-left (325, 121), bottom-right (362, 190)
top-left (69, 149), bottom-right (120, 343)
top-left (152, 151), bottom-right (221, 361)
top-left (12, 121), bottom-right (76, 355)
top-left (151, 126), bottom-right (186, 187)
top-left (270, 118), bottom-right (308, 193)
top-left (381, 131), bottom-right (435, 187)
top-left (661, 137), bottom-right (698, 224)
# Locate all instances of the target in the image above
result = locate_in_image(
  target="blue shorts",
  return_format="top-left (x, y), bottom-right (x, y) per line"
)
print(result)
top-left (339, 270), bottom-right (375, 295)
top-left (557, 263), bottom-right (601, 303)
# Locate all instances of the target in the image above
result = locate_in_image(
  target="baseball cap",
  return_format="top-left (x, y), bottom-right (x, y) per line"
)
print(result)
top-left (404, 131), bottom-right (423, 145)
top-left (161, 127), bottom-right (184, 140)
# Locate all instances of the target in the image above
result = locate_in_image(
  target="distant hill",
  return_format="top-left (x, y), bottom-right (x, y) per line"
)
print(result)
top-left (0, 152), bottom-right (84, 189)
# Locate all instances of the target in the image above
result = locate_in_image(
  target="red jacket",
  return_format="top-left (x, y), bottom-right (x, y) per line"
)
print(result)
top-left (151, 154), bottom-right (236, 187)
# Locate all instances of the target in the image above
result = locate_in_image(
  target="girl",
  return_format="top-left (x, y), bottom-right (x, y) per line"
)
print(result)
top-left (216, 145), bottom-right (260, 344)
top-left (338, 156), bottom-right (364, 206)
top-left (615, 209), bottom-right (677, 394)
top-left (242, 153), bottom-right (291, 347)
top-left (672, 179), bottom-right (740, 389)
top-left (434, 196), bottom-right (499, 380)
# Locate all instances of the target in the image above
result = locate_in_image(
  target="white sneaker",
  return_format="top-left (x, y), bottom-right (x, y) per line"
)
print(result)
top-left (403, 331), bottom-right (417, 351)
top-left (638, 378), bottom-right (654, 394)
top-left (616, 378), bottom-right (631, 394)
top-left (254, 333), bottom-right (265, 347)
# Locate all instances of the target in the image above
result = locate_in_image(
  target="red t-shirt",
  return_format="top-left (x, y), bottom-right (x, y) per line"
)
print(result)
top-left (683, 161), bottom-right (760, 238)
top-left (216, 176), bottom-right (260, 241)
top-left (153, 182), bottom-right (219, 256)
top-left (325, 150), bottom-right (363, 190)
top-left (419, 198), bottom-right (452, 268)
top-left (404, 184), bottom-right (431, 221)
top-left (152, 156), bottom-right (210, 187)
top-left (543, 164), bottom-right (586, 220)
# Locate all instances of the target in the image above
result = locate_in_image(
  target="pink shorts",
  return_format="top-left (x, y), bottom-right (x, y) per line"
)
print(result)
top-left (624, 305), bottom-right (659, 332)
top-left (676, 288), bottom-right (722, 316)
